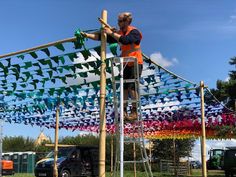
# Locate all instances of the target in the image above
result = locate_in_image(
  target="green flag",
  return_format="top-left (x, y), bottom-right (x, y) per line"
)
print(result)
top-left (41, 48), bottom-right (50, 56)
top-left (29, 52), bottom-right (38, 59)
top-left (55, 44), bottom-right (65, 51)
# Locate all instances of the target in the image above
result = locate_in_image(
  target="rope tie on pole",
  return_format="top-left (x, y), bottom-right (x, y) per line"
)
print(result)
top-left (74, 29), bottom-right (87, 49)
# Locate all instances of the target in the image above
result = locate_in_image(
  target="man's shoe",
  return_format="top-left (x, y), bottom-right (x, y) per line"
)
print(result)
top-left (127, 110), bottom-right (138, 121)
top-left (124, 111), bottom-right (128, 120)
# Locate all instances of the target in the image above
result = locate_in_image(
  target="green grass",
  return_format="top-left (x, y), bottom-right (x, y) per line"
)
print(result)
top-left (191, 169), bottom-right (225, 177)
top-left (9, 170), bottom-right (226, 177)
top-left (11, 172), bottom-right (172, 177)
top-left (8, 174), bottom-right (35, 177)
top-left (109, 171), bottom-right (173, 177)
top-left (114, 170), bottom-right (225, 177)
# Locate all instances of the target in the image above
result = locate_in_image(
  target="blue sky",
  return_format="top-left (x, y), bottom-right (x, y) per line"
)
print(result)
top-left (1, 0), bottom-right (236, 157)
top-left (1, 1), bottom-right (236, 88)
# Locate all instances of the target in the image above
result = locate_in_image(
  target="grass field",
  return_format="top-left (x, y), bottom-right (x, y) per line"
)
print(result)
top-left (192, 169), bottom-right (225, 177)
top-left (8, 170), bottom-right (226, 177)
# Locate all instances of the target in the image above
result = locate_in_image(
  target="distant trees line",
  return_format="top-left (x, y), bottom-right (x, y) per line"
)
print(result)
top-left (2, 134), bottom-right (195, 166)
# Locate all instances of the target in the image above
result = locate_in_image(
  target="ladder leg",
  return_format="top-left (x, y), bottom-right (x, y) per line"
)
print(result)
top-left (111, 57), bottom-right (153, 177)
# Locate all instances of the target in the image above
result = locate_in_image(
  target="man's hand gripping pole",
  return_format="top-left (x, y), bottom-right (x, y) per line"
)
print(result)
top-left (98, 17), bottom-right (113, 29)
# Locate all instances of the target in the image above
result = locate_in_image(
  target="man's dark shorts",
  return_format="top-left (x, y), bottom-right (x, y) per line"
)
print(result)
top-left (124, 64), bottom-right (143, 89)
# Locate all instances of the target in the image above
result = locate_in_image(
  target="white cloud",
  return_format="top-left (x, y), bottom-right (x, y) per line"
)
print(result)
top-left (172, 57), bottom-right (179, 64)
top-left (230, 15), bottom-right (236, 22)
top-left (225, 76), bottom-right (230, 82)
top-left (230, 15), bottom-right (236, 19)
top-left (150, 52), bottom-right (178, 68)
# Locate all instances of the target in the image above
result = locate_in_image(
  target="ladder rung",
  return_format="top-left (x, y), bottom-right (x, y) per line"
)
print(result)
top-left (115, 79), bottom-right (139, 84)
top-left (123, 79), bottom-right (138, 83)
top-left (124, 139), bottom-right (144, 143)
top-left (124, 119), bottom-right (144, 123)
top-left (115, 99), bottom-right (140, 104)
top-left (123, 100), bottom-right (139, 104)
top-left (113, 57), bottom-right (137, 63)
top-left (123, 159), bottom-right (149, 163)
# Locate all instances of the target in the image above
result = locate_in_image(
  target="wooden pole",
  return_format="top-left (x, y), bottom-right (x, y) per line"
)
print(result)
top-left (234, 99), bottom-right (236, 111)
top-left (53, 106), bottom-right (60, 177)
top-left (200, 81), bottom-right (207, 177)
top-left (110, 135), bottom-right (113, 177)
top-left (99, 10), bottom-right (107, 177)
top-left (133, 142), bottom-right (137, 177)
top-left (0, 37), bottom-right (76, 59)
top-left (173, 138), bottom-right (177, 177)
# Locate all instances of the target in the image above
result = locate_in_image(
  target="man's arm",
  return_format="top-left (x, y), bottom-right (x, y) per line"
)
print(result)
top-left (104, 27), bottom-right (141, 45)
top-left (81, 31), bottom-right (100, 40)
top-left (103, 27), bottom-right (121, 42)
top-left (119, 30), bottom-right (141, 45)
top-left (81, 30), bottom-right (117, 44)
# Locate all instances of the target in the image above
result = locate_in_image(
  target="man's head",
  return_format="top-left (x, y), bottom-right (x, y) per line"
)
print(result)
top-left (118, 12), bottom-right (132, 31)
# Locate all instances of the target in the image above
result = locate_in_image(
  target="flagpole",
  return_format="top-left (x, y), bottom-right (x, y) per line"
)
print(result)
top-left (200, 81), bottom-right (207, 177)
top-left (99, 10), bottom-right (107, 177)
top-left (53, 105), bottom-right (60, 177)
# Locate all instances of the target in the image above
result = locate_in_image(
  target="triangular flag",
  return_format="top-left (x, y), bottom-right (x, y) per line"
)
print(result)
top-left (55, 44), bottom-right (65, 51)
top-left (41, 48), bottom-right (50, 56)
top-left (29, 52), bottom-right (38, 59)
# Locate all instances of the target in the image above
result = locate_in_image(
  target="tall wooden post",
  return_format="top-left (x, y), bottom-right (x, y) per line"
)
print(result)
top-left (110, 135), bottom-right (113, 177)
top-left (200, 81), bottom-right (207, 177)
top-left (173, 138), bottom-right (177, 177)
top-left (234, 99), bottom-right (236, 111)
top-left (99, 10), bottom-right (107, 177)
top-left (53, 106), bottom-right (60, 177)
top-left (149, 140), bottom-right (152, 169)
top-left (133, 142), bottom-right (137, 177)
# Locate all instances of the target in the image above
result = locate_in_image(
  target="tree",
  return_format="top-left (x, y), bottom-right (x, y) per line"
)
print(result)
top-left (59, 133), bottom-right (99, 145)
top-left (3, 136), bottom-right (35, 152)
top-left (152, 139), bottom-right (195, 161)
top-left (211, 57), bottom-right (236, 110)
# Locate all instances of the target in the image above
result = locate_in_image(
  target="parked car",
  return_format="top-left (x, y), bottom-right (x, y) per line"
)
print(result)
top-left (190, 160), bottom-right (201, 169)
top-left (34, 145), bottom-right (98, 177)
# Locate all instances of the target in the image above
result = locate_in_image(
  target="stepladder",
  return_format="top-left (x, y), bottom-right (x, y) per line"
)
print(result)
top-left (111, 56), bottom-right (153, 177)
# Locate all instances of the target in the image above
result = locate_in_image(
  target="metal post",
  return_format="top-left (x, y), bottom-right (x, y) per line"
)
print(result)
top-left (53, 106), bottom-right (60, 177)
top-left (149, 140), bottom-right (152, 169)
top-left (120, 57), bottom-right (124, 177)
top-left (99, 9), bottom-right (107, 177)
top-left (200, 81), bottom-right (207, 177)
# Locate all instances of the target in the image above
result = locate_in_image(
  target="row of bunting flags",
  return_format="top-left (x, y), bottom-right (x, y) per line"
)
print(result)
top-left (0, 30), bottom-right (235, 139)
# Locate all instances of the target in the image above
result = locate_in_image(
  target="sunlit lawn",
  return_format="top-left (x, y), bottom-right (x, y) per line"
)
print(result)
top-left (10, 170), bottom-right (225, 177)
top-left (8, 172), bottom-right (172, 177)
top-left (191, 169), bottom-right (225, 177)
top-left (8, 174), bottom-right (35, 177)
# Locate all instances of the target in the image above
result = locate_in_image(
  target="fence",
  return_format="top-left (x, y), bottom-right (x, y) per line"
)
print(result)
top-left (160, 159), bottom-right (190, 176)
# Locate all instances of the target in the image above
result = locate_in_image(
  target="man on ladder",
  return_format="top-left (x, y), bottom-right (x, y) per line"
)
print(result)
top-left (82, 12), bottom-right (143, 120)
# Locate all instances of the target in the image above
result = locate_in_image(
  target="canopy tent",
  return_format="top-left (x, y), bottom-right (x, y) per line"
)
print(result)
top-left (0, 31), bottom-right (235, 140)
